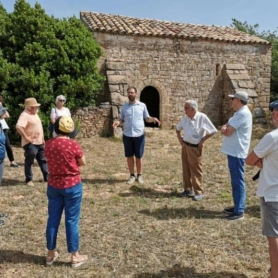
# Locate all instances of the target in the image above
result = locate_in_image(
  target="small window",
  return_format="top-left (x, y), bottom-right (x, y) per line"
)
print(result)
top-left (216, 64), bottom-right (220, 76)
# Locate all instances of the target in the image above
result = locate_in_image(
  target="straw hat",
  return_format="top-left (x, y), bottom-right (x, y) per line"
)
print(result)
top-left (24, 98), bottom-right (41, 107)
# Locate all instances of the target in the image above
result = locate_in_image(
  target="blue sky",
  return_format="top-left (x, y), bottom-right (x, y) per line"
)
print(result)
top-left (1, 0), bottom-right (278, 33)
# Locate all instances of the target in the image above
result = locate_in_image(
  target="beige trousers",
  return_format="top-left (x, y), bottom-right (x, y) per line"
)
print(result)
top-left (181, 143), bottom-right (203, 194)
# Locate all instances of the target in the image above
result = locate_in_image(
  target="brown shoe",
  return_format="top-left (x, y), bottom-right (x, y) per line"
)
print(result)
top-left (26, 181), bottom-right (35, 187)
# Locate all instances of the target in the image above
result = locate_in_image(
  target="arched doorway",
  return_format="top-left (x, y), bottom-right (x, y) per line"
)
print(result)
top-left (140, 86), bottom-right (160, 127)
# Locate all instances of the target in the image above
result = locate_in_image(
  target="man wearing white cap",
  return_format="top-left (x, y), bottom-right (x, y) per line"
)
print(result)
top-left (221, 91), bottom-right (252, 221)
top-left (16, 97), bottom-right (48, 186)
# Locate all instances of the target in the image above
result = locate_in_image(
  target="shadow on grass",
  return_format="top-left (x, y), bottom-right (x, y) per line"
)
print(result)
top-left (135, 265), bottom-right (248, 277)
top-left (1, 178), bottom-right (24, 187)
top-left (245, 205), bottom-right (261, 219)
top-left (0, 250), bottom-right (45, 265)
top-left (119, 185), bottom-right (177, 198)
top-left (82, 178), bottom-right (127, 185)
top-left (139, 207), bottom-right (224, 220)
top-left (0, 249), bottom-right (69, 267)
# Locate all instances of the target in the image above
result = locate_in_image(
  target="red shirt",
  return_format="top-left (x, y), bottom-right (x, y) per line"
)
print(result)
top-left (45, 138), bottom-right (84, 189)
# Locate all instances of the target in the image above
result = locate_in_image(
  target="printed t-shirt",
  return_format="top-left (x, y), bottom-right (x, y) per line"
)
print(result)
top-left (45, 138), bottom-right (83, 189)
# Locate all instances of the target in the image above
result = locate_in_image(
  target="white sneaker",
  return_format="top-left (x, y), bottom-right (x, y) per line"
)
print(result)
top-left (127, 176), bottom-right (136, 185)
top-left (137, 175), bottom-right (144, 184)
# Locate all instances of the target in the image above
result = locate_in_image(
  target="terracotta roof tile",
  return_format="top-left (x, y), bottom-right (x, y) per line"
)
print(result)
top-left (80, 11), bottom-right (269, 45)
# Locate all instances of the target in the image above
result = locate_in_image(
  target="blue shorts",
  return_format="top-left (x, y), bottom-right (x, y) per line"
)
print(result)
top-left (123, 134), bottom-right (145, 158)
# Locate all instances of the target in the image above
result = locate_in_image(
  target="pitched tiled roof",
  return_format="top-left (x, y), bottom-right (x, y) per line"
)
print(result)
top-left (80, 12), bottom-right (270, 45)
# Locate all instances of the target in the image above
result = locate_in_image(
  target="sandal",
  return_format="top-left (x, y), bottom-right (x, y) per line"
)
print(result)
top-left (71, 255), bottom-right (88, 268)
top-left (46, 251), bottom-right (59, 266)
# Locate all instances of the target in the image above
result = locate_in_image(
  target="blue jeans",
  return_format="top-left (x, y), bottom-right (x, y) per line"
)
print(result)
top-left (0, 159), bottom-right (5, 185)
top-left (227, 155), bottom-right (246, 215)
top-left (23, 143), bottom-right (48, 182)
top-left (46, 182), bottom-right (83, 253)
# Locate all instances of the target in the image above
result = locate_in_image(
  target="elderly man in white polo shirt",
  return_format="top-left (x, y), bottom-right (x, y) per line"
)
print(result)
top-left (221, 91), bottom-right (252, 221)
top-left (176, 100), bottom-right (217, 201)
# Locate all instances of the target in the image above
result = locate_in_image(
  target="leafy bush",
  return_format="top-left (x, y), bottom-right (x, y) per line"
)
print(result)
top-left (0, 0), bottom-right (105, 143)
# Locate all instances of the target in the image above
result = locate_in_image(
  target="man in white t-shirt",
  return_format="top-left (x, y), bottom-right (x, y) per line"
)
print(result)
top-left (246, 100), bottom-right (278, 278)
top-left (176, 100), bottom-right (217, 201)
top-left (221, 91), bottom-right (252, 221)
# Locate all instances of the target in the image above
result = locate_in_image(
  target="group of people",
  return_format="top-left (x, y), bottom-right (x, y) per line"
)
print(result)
top-left (0, 88), bottom-right (277, 274)
top-left (16, 96), bottom-right (87, 267)
top-left (113, 88), bottom-right (251, 222)
top-left (113, 87), bottom-right (277, 277)
top-left (175, 91), bottom-right (253, 222)
top-left (0, 95), bottom-right (87, 268)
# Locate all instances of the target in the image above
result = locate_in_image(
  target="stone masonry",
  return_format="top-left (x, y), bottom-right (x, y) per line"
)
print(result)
top-left (71, 103), bottom-right (112, 138)
top-left (79, 12), bottom-right (271, 136)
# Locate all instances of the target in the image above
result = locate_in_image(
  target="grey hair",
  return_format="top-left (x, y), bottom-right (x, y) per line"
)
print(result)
top-left (185, 100), bottom-right (198, 111)
top-left (55, 95), bottom-right (66, 105)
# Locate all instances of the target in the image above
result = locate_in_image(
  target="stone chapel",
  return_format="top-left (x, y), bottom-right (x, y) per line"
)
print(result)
top-left (77, 11), bottom-right (271, 135)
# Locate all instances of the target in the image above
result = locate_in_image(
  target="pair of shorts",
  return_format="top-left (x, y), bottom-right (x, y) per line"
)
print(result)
top-left (260, 197), bottom-right (278, 237)
top-left (123, 134), bottom-right (145, 158)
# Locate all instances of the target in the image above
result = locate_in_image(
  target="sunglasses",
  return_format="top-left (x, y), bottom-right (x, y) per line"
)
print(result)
top-left (58, 99), bottom-right (65, 102)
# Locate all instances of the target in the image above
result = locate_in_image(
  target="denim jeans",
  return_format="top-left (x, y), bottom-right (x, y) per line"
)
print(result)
top-left (46, 182), bottom-right (83, 253)
top-left (0, 159), bottom-right (5, 185)
top-left (23, 143), bottom-right (48, 182)
top-left (3, 129), bottom-right (14, 162)
top-left (227, 155), bottom-right (246, 215)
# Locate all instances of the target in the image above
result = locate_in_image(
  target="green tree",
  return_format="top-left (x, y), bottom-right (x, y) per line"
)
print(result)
top-left (231, 19), bottom-right (278, 101)
top-left (0, 0), bottom-right (104, 142)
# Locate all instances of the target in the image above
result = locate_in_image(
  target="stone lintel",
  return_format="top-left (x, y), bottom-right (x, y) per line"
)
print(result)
top-left (228, 74), bottom-right (250, 80)
top-left (225, 64), bottom-right (246, 70)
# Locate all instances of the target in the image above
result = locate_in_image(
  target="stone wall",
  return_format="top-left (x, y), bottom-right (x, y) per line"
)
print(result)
top-left (71, 103), bottom-right (112, 138)
top-left (221, 64), bottom-right (266, 124)
top-left (94, 33), bottom-right (271, 128)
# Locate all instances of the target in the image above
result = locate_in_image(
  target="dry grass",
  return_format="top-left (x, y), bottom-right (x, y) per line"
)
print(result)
top-left (0, 126), bottom-right (272, 278)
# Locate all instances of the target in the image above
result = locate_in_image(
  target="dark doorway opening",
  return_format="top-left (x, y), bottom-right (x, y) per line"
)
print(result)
top-left (140, 86), bottom-right (160, 127)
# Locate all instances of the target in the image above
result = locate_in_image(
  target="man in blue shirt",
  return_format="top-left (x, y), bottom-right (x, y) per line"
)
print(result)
top-left (113, 86), bottom-right (161, 184)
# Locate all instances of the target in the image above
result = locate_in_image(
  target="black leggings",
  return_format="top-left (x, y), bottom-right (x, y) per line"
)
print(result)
top-left (3, 129), bottom-right (14, 162)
